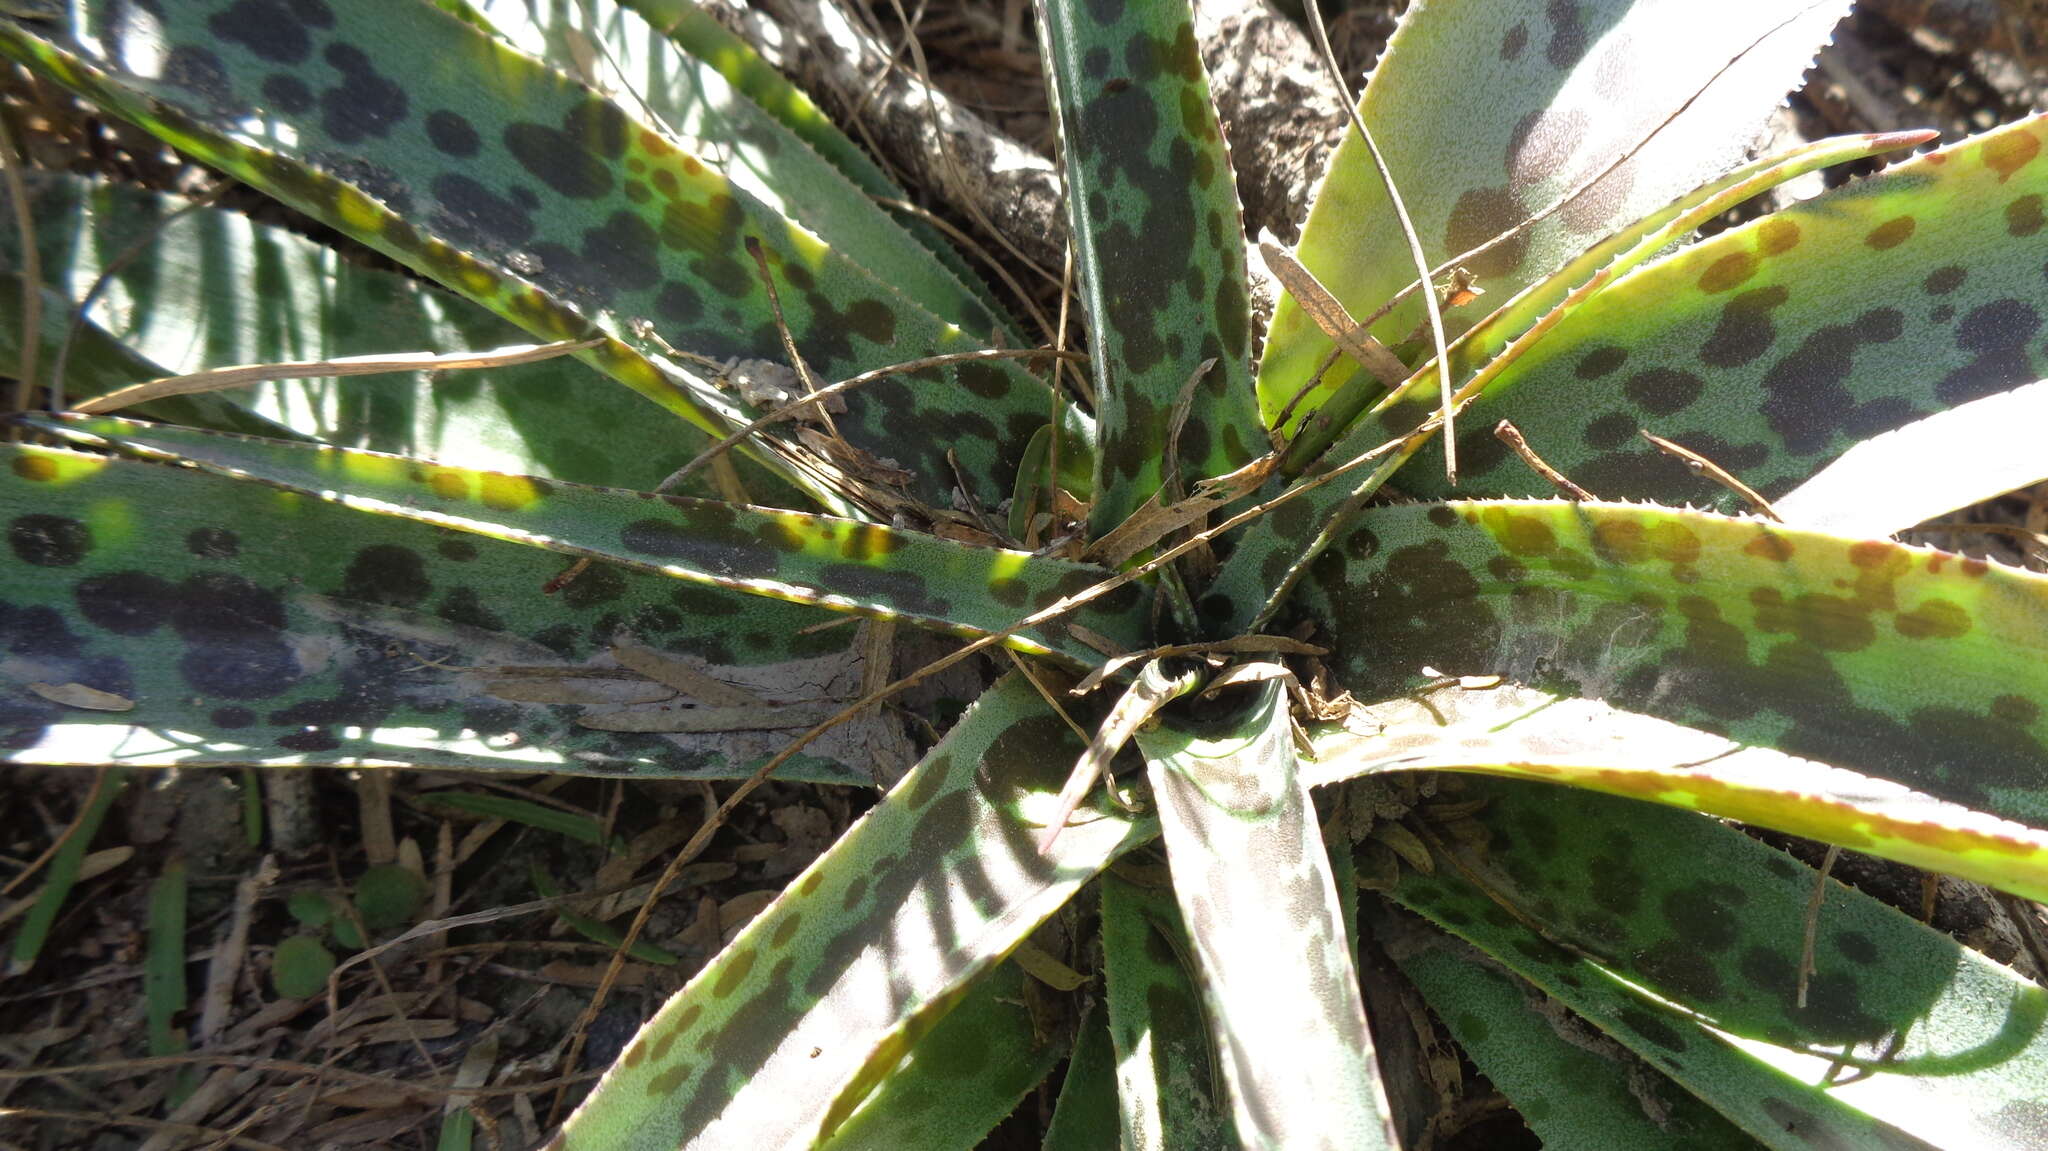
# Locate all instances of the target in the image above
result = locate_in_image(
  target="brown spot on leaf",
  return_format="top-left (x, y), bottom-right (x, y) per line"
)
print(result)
top-left (2008, 194), bottom-right (2046, 237)
top-left (1743, 532), bottom-right (1794, 562)
top-left (1443, 186), bottom-right (1528, 278)
top-left (1863, 216), bottom-right (1916, 250)
top-left (1984, 127), bottom-right (2041, 182)
top-left (1992, 694), bottom-right (2040, 725)
top-left (1696, 251), bottom-right (1758, 293)
top-left (11, 455), bottom-right (57, 482)
top-left (1501, 22), bottom-right (1528, 60)
top-left (1894, 597), bottom-right (1970, 639)
top-left (1757, 217), bottom-right (1801, 255)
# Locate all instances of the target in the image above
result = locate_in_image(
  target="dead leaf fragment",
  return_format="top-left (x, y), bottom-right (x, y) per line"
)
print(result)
top-left (610, 642), bottom-right (764, 706)
top-left (27, 681), bottom-right (134, 711)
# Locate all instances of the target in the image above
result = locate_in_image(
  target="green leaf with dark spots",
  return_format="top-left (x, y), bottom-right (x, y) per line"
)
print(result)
top-left (1216, 130), bottom-right (1933, 636)
top-left (1, 444), bottom-right (887, 781)
top-left (1390, 777), bottom-right (2048, 1150)
top-left (1299, 500), bottom-right (2048, 829)
top-left (1409, 117), bottom-right (2048, 512)
top-left (1277, 129), bottom-right (1932, 469)
top-left (32, 415), bottom-right (1150, 667)
top-left (0, 272), bottom-right (304, 442)
top-left (0, 2), bottom-right (1075, 510)
top-left (555, 676), bottom-right (1155, 1149)
top-left (1259, 0), bottom-right (1850, 424)
top-left (1036, 0), bottom-right (1264, 534)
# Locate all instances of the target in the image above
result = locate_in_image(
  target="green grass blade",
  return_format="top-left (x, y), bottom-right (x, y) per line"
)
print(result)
top-left (1419, 116), bottom-right (2048, 511)
top-left (553, 676), bottom-right (1155, 1149)
top-left (1035, 0), bottom-right (1264, 534)
top-left (1, 444), bottom-right (886, 781)
top-left (0, 2), bottom-right (1072, 510)
top-left (436, 1109), bottom-right (476, 1151)
top-left (146, 855), bottom-right (200, 1108)
top-left (1098, 869), bottom-right (1238, 1150)
top-left (1259, 0), bottom-right (1850, 422)
top-left (816, 961), bottom-right (1065, 1150)
top-left (1137, 677), bottom-right (1394, 1150)
top-left (1364, 899), bottom-right (1774, 1150)
top-left (7, 766), bottom-right (128, 973)
top-left (529, 865), bottom-right (679, 965)
top-left (145, 858), bottom-right (188, 1052)
top-left (1390, 777), bottom-right (2048, 1150)
top-left (32, 415), bottom-right (1149, 668)
top-left (1301, 500), bottom-right (2048, 829)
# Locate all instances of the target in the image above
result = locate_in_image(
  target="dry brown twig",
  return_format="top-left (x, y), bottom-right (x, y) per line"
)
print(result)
top-left (1495, 420), bottom-right (1595, 502)
top-left (71, 338), bottom-right (604, 415)
top-left (1640, 429), bottom-right (1781, 520)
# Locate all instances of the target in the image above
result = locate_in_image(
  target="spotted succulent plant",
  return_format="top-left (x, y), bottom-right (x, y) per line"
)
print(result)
top-left (5, 0), bottom-right (2048, 1148)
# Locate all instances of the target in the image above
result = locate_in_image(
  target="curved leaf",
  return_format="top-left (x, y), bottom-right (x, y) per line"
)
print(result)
top-left (1300, 500), bottom-right (2048, 826)
top-left (608, 0), bottom-right (1015, 330)
top-left (1036, 0), bottom-right (1263, 534)
top-left (456, 0), bottom-right (1012, 344)
top-left (33, 415), bottom-right (1151, 668)
top-left (1277, 129), bottom-right (1930, 467)
top-left (553, 676), bottom-right (1154, 1150)
top-left (1099, 869), bottom-right (1238, 1150)
top-left (1775, 378), bottom-right (2048, 539)
top-left (1308, 683), bottom-right (2048, 901)
top-left (1390, 777), bottom-right (2048, 1151)
top-left (0, 272), bottom-right (303, 439)
top-left (1137, 676), bottom-right (1393, 1150)
top-left (0, 445), bottom-right (886, 780)
top-left (1416, 116), bottom-right (2048, 511)
top-left (5, 172), bottom-right (750, 494)
top-left (0, 2), bottom-right (1074, 510)
top-left (1042, 1002), bottom-right (1122, 1151)
top-left (1259, 0), bottom-right (1850, 422)
top-left (1365, 900), bottom-right (1759, 1150)
top-left (815, 960), bottom-right (1063, 1151)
